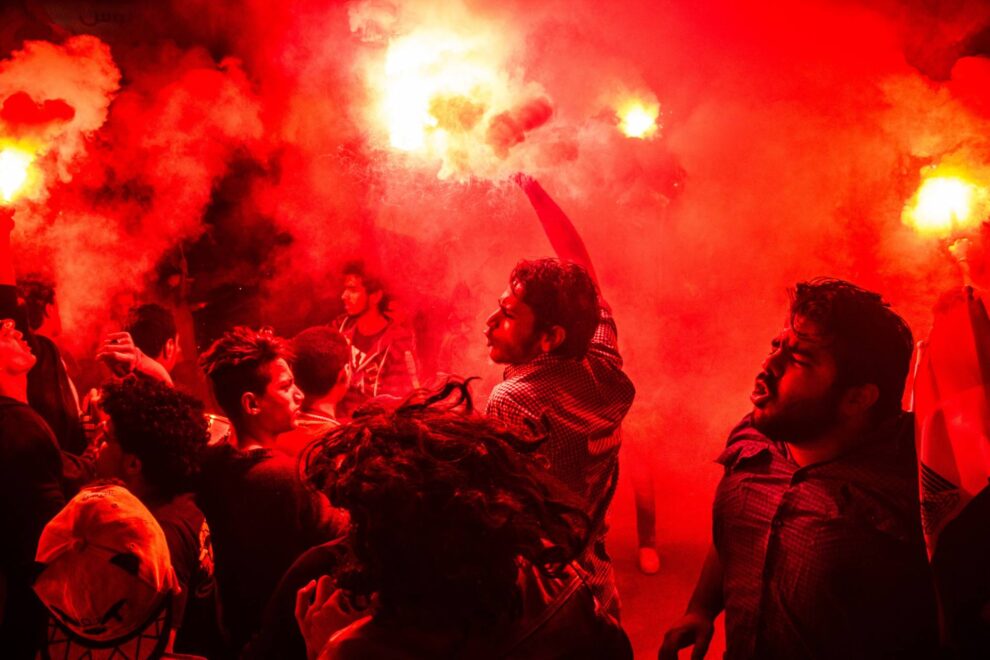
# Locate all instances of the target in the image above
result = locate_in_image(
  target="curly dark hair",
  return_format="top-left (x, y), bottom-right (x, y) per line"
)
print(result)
top-left (291, 326), bottom-right (350, 399)
top-left (302, 379), bottom-right (590, 627)
top-left (789, 278), bottom-right (913, 418)
top-left (100, 375), bottom-right (209, 498)
top-left (126, 304), bottom-right (177, 358)
top-left (199, 326), bottom-right (292, 424)
top-left (510, 258), bottom-right (599, 359)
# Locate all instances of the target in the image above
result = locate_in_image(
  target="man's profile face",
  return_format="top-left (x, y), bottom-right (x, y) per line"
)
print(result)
top-left (341, 275), bottom-right (369, 317)
top-left (0, 318), bottom-right (36, 374)
top-left (485, 283), bottom-right (542, 365)
top-left (751, 315), bottom-right (843, 442)
top-left (254, 358), bottom-right (303, 435)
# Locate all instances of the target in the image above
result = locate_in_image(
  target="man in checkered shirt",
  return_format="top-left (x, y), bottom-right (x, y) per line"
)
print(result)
top-left (485, 174), bottom-right (635, 620)
top-left (659, 279), bottom-right (938, 660)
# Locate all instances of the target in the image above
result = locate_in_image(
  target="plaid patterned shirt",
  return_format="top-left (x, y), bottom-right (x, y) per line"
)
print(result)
top-left (714, 414), bottom-right (938, 659)
top-left (487, 300), bottom-right (635, 616)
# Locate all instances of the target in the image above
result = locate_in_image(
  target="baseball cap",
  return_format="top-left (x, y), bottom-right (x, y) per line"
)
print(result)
top-left (33, 483), bottom-right (179, 659)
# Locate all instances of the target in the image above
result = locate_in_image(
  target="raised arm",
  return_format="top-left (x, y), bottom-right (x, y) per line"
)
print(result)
top-left (512, 173), bottom-right (598, 284)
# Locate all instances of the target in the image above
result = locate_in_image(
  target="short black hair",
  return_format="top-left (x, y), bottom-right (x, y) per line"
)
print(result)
top-left (343, 260), bottom-right (389, 313)
top-left (16, 275), bottom-right (55, 331)
top-left (199, 326), bottom-right (292, 424)
top-left (789, 278), bottom-right (913, 418)
top-left (510, 258), bottom-right (599, 359)
top-left (291, 326), bottom-right (350, 399)
top-left (125, 304), bottom-right (177, 358)
top-left (100, 375), bottom-right (208, 498)
top-left (303, 379), bottom-right (590, 627)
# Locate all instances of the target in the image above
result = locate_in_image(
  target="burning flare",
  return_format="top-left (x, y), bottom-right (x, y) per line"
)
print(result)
top-left (903, 174), bottom-right (988, 238)
top-left (617, 100), bottom-right (659, 139)
top-left (0, 144), bottom-right (36, 203)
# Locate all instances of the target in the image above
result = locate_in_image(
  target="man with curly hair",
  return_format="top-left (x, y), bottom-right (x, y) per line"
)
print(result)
top-left (197, 326), bottom-right (345, 655)
top-left (660, 279), bottom-right (938, 660)
top-left (296, 380), bottom-right (632, 659)
top-left (95, 375), bottom-right (219, 656)
top-left (485, 175), bottom-right (635, 619)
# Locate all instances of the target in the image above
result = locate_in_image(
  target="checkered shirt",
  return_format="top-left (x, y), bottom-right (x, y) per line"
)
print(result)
top-left (486, 300), bottom-right (635, 617)
top-left (714, 414), bottom-right (938, 659)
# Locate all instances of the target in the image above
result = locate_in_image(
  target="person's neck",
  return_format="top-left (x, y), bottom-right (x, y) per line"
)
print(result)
top-left (303, 398), bottom-right (337, 420)
top-left (236, 425), bottom-right (278, 451)
top-left (129, 479), bottom-right (168, 508)
top-left (784, 418), bottom-right (870, 467)
top-left (0, 373), bottom-right (28, 403)
top-left (355, 309), bottom-right (388, 336)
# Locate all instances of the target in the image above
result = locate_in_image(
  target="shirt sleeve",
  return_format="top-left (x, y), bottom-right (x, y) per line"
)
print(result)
top-left (586, 299), bottom-right (623, 367)
top-left (486, 383), bottom-right (545, 438)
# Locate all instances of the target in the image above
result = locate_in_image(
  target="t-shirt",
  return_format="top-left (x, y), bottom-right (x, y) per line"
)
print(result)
top-left (0, 396), bottom-right (66, 658)
top-left (195, 445), bottom-right (347, 655)
top-left (149, 493), bottom-right (221, 657)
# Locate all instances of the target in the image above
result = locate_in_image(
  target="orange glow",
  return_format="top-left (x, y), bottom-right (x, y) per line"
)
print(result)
top-left (0, 145), bottom-right (35, 203)
top-left (903, 175), bottom-right (988, 237)
top-left (380, 30), bottom-right (499, 153)
top-left (617, 100), bottom-right (659, 139)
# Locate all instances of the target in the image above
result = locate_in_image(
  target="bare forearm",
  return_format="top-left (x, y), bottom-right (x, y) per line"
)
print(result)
top-left (518, 178), bottom-right (598, 283)
top-left (687, 544), bottom-right (724, 618)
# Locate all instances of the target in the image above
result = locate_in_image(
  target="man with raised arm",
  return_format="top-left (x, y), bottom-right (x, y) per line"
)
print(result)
top-left (659, 279), bottom-right (938, 660)
top-left (485, 174), bottom-right (635, 619)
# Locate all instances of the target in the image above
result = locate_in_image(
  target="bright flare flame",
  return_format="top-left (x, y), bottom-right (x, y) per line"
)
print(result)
top-left (617, 100), bottom-right (659, 139)
top-left (381, 31), bottom-right (498, 153)
top-left (0, 146), bottom-right (35, 203)
top-left (903, 175), bottom-right (987, 237)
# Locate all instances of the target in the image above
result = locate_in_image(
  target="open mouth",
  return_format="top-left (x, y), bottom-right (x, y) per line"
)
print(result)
top-left (750, 376), bottom-right (773, 407)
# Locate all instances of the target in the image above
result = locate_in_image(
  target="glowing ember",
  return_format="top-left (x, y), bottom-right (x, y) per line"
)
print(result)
top-left (903, 175), bottom-right (987, 237)
top-left (617, 100), bottom-right (659, 139)
top-left (0, 146), bottom-right (35, 203)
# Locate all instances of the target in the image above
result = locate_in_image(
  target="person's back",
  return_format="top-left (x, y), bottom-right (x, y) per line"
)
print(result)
top-left (0, 395), bottom-right (65, 658)
top-left (297, 381), bottom-right (632, 660)
top-left (197, 443), bottom-right (342, 652)
top-left (322, 561), bottom-right (631, 660)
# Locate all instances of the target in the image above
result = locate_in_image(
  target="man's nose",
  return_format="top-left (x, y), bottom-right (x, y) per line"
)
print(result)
top-left (485, 310), bottom-right (499, 328)
top-left (762, 349), bottom-right (783, 374)
top-left (292, 385), bottom-right (303, 403)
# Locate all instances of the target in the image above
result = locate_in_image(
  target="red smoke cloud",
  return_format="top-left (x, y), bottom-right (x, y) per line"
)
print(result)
top-left (0, 91), bottom-right (74, 132)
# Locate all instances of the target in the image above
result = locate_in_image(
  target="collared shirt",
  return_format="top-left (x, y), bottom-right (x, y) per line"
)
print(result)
top-left (714, 414), bottom-right (938, 659)
top-left (486, 300), bottom-right (635, 616)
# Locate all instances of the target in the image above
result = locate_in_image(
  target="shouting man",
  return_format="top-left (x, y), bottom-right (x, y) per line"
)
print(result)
top-left (659, 279), bottom-right (938, 660)
top-left (486, 174), bottom-right (635, 619)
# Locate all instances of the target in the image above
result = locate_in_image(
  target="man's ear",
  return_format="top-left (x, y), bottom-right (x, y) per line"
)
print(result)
top-left (163, 337), bottom-right (177, 362)
top-left (539, 326), bottom-right (567, 354)
top-left (241, 391), bottom-right (261, 417)
top-left (841, 383), bottom-right (879, 417)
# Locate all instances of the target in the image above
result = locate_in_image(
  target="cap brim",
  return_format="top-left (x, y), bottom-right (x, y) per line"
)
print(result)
top-left (41, 595), bottom-right (172, 660)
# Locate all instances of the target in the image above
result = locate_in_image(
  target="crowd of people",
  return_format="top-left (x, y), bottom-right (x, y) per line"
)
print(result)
top-left (1, 175), bottom-right (988, 659)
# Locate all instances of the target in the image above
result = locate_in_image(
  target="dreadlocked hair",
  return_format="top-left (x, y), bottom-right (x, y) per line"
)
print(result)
top-left (302, 378), bottom-right (591, 627)
top-left (199, 326), bottom-right (292, 423)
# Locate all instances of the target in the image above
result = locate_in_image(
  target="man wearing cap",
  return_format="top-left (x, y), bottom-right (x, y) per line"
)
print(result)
top-left (94, 375), bottom-right (221, 656)
top-left (33, 483), bottom-right (179, 659)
